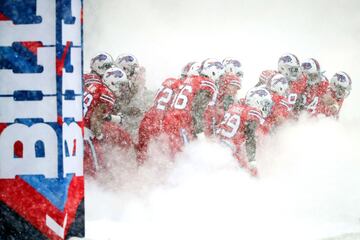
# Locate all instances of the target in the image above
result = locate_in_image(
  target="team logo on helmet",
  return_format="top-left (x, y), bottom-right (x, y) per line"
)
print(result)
top-left (301, 62), bottom-right (312, 70)
top-left (228, 59), bottom-right (241, 67)
top-left (280, 55), bottom-right (293, 63)
top-left (93, 54), bottom-right (108, 62)
top-left (224, 59), bottom-right (241, 67)
top-left (106, 70), bottom-right (124, 78)
top-left (335, 73), bottom-right (347, 83)
top-left (250, 89), bottom-right (268, 97)
top-left (123, 55), bottom-right (135, 63)
top-left (273, 76), bottom-right (288, 85)
top-left (280, 54), bottom-right (299, 64)
top-left (207, 62), bottom-right (224, 69)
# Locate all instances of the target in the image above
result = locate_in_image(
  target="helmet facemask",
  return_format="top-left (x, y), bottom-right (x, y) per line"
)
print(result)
top-left (301, 59), bottom-right (322, 85)
top-left (245, 87), bottom-right (274, 118)
top-left (307, 72), bottom-right (321, 85)
top-left (330, 72), bottom-right (352, 99)
top-left (283, 65), bottom-right (300, 81)
top-left (260, 99), bottom-right (273, 118)
top-left (97, 62), bottom-right (113, 76)
top-left (201, 60), bottom-right (225, 82)
top-left (332, 84), bottom-right (350, 99)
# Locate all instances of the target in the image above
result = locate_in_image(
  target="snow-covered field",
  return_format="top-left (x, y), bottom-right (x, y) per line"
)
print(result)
top-left (82, 0), bottom-right (360, 239)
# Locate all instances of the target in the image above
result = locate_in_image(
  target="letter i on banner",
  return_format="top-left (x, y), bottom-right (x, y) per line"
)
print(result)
top-left (0, 1), bottom-right (84, 239)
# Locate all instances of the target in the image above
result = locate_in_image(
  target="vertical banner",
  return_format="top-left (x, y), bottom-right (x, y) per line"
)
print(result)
top-left (0, 0), bottom-right (84, 239)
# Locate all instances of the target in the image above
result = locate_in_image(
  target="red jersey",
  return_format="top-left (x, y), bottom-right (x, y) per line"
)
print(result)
top-left (203, 102), bottom-right (225, 137)
top-left (258, 70), bottom-right (278, 86)
top-left (162, 75), bottom-right (217, 154)
top-left (151, 77), bottom-right (183, 117)
top-left (216, 103), bottom-right (264, 159)
top-left (203, 74), bottom-right (241, 137)
top-left (301, 79), bottom-right (329, 115)
top-left (139, 77), bottom-right (183, 135)
top-left (163, 75), bottom-right (217, 133)
top-left (262, 93), bottom-right (291, 134)
top-left (317, 87), bottom-right (345, 117)
top-left (217, 74), bottom-right (242, 103)
top-left (137, 77), bottom-right (183, 163)
top-left (83, 79), bottom-right (115, 129)
top-left (83, 73), bottom-right (102, 87)
top-left (287, 73), bottom-right (308, 112)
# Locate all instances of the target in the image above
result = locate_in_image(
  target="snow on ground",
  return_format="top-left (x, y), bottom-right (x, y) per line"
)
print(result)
top-left (83, 0), bottom-right (360, 239)
top-left (83, 115), bottom-right (360, 240)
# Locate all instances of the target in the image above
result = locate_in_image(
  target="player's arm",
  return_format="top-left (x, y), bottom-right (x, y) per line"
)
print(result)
top-left (293, 93), bottom-right (305, 113)
top-left (114, 101), bottom-right (142, 117)
top-left (321, 93), bottom-right (339, 116)
top-left (244, 120), bottom-right (259, 176)
top-left (244, 120), bottom-right (257, 164)
top-left (90, 103), bottom-right (108, 139)
top-left (192, 90), bottom-right (212, 135)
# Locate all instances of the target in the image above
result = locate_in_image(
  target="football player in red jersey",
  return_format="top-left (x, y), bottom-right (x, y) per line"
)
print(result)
top-left (277, 53), bottom-right (307, 115)
top-left (136, 77), bottom-right (183, 164)
top-left (256, 69), bottom-right (278, 87)
top-left (115, 53), bottom-right (145, 97)
top-left (203, 58), bottom-right (242, 137)
top-left (136, 62), bottom-right (201, 163)
top-left (216, 87), bottom-right (273, 177)
top-left (83, 52), bottom-right (114, 87)
top-left (83, 67), bottom-right (129, 176)
top-left (261, 73), bottom-right (291, 134)
top-left (161, 59), bottom-right (221, 156)
top-left (319, 71), bottom-right (352, 118)
top-left (299, 58), bottom-right (329, 115)
top-left (114, 54), bottom-right (153, 139)
top-left (256, 53), bottom-right (307, 116)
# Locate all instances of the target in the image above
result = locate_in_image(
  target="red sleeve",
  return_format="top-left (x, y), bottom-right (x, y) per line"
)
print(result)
top-left (246, 108), bottom-right (265, 125)
top-left (98, 87), bottom-right (115, 115)
top-left (84, 73), bottom-right (102, 86)
top-left (259, 70), bottom-right (277, 85)
top-left (203, 105), bottom-right (216, 137)
top-left (318, 80), bottom-right (329, 97)
top-left (290, 74), bottom-right (307, 95)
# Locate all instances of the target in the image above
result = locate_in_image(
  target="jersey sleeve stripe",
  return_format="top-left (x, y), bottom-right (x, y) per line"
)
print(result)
top-left (230, 81), bottom-right (242, 88)
top-left (280, 100), bottom-right (290, 109)
top-left (100, 94), bottom-right (115, 101)
top-left (100, 95), bottom-right (115, 105)
top-left (200, 82), bottom-right (217, 92)
top-left (84, 79), bottom-right (102, 86)
top-left (249, 110), bottom-right (262, 118)
top-left (248, 111), bottom-right (265, 124)
top-left (201, 80), bottom-right (217, 87)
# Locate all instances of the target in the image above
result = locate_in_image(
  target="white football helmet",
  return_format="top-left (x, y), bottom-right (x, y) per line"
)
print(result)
top-left (102, 67), bottom-right (129, 97)
top-left (301, 58), bottom-right (322, 85)
top-left (181, 61), bottom-right (201, 78)
top-left (269, 73), bottom-right (289, 96)
top-left (245, 87), bottom-right (273, 118)
top-left (278, 53), bottom-right (301, 81)
top-left (90, 52), bottom-right (114, 76)
top-left (115, 54), bottom-right (139, 77)
top-left (330, 71), bottom-right (352, 99)
top-left (222, 58), bottom-right (243, 77)
top-left (200, 58), bottom-right (225, 82)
